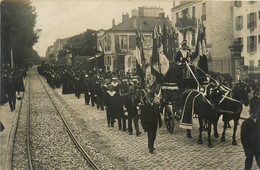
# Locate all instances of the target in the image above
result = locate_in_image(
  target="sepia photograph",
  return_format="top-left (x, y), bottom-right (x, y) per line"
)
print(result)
top-left (0, 0), bottom-right (260, 169)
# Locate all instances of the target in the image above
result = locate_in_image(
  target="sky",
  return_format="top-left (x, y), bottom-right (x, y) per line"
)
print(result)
top-left (31, 0), bottom-right (174, 57)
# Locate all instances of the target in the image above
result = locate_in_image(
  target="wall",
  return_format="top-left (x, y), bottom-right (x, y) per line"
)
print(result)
top-left (233, 1), bottom-right (260, 67)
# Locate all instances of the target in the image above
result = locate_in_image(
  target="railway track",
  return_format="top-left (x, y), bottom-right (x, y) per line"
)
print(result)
top-left (35, 70), bottom-right (99, 170)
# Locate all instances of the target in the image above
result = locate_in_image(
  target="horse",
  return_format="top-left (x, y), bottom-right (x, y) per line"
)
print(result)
top-left (180, 89), bottom-right (217, 148)
top-left (212, 81), bottom-right (250, 145)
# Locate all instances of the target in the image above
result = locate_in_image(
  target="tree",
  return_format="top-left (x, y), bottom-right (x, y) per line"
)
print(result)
top-left (1, 0), bottom-right (41, 65)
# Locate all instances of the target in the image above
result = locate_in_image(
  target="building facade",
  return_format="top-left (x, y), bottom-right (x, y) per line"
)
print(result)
top-left (233, 1), bottom-right (260, 71)
top-left (97, 7), bottom-right (173, 73)
top-left (172, 1), bottom-right (233, 74)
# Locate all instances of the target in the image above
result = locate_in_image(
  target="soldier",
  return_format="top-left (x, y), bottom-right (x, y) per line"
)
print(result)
top-left (124, 85), bottom-right (141, 136)
top-left (140, 91), bottom-right (162, 154)
top-left (241, 89), bottom-right (260, 170)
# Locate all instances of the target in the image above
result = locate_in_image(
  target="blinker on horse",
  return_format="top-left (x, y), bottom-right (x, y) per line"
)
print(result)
top-left (212, 81), bottom-right (250, 145)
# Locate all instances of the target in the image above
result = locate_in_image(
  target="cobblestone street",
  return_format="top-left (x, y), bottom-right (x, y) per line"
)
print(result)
top-left (47, 78), bottom-right (258, 169)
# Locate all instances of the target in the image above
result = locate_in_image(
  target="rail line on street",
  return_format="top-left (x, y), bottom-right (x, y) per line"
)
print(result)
top-left (36, 70), bottom-right (99, 170)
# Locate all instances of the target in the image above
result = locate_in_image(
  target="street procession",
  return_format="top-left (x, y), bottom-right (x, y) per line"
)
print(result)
top-left (1, 0), bottom-right (260, 169)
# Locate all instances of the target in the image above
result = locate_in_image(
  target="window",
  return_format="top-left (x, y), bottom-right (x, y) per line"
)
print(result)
top-left (259, 11), bottom-right (260, 19)
top-left (247, 36), bottom-right (257, 53)
top-left (235, 16), bottom-right (243, 30)
top-left (105, 56), bottom-right (112, 66)
top-left (120, 35), bottom-right (127, 49)
top-left (250, 60), bottom-right (254, 68)
top-left (234, 1), bottom-right (242, 7)
top-left (247, 12), bottom-right (257, 29)
top-left (248, 0), bottom-right (255, 5)
top-left (258, 60), bottom-right (260, 67)
top-left (237, 37), bottom-right (243, 51)
top-left (143, 35), bottom-right (152, 47)
top-left (259, 35), bottom-right (260, 43)
top-left (182, 8), bottom-right (189, 18)
top-left (192, 7), bottom-right (195, 19)
top-left (176, 12), bottom-right (179, 21)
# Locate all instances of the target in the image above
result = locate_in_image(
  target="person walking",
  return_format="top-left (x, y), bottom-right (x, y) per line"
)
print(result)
top-left (241, 89), bottom-right (260, 170)
top-left (6, 74), bottom-right (19, 111)
top-left (104, 84), bottom-right (117, 127)
top-left (140, 91), bottom-right (162, 154)
top-left (124, 85), bottom-right (141, 136)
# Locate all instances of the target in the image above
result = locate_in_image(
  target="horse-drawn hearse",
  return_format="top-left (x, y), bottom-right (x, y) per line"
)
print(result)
top-left (158, 61), bottom-right (251, 147)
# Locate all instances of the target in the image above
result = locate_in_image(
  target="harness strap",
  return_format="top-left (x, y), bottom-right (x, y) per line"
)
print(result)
top-left (185, 61), bottom-right (202, 90)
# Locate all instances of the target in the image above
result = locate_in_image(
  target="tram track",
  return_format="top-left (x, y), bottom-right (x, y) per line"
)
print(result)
top-left (35, 70), bottom-right (99, 170)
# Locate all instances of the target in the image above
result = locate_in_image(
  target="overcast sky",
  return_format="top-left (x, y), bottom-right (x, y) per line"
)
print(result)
top-left (31, 0), bottom-right (173, 57)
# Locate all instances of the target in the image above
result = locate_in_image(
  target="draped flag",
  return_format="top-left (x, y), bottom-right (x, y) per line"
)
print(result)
top-left (192, 21), bottom-right (208, 75)
top-left (135, 29), bottom-right (145, 86)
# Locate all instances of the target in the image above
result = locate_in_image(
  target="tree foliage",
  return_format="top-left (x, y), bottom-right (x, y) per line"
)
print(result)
top-left (1, 0), bottom-right (41, 65)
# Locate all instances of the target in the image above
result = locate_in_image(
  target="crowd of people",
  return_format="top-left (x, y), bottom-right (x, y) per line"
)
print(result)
top-left (1, 65), bottom-right (28, 111)
top-left (38, 62), bottom-right (162, 153)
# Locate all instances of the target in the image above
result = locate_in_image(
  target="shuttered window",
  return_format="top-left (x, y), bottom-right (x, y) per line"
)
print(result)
top-left (115, 35), bottom-right (119, 51)
top-left (247, 36), bottom-right (257, 53)
top-left (235, 16), bottom-right (243, 30)
top-left (234, 1), bottom-right (242, 7)
top-left (129, 35), bottom-right (136, 49)
top-left (247, 12), bottom-right (257, 29)
top-left (237, 37), bottom-right (243, 51)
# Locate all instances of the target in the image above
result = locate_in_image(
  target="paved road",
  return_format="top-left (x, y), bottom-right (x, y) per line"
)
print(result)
top-left (47, 81), bottom-right (258, 169)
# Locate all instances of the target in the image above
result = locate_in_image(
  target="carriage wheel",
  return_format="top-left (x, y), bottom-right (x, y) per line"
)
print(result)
top-left (164, 105), bottom-right (174, 134)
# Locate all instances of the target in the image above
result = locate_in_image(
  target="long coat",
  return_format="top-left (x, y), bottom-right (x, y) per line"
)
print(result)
top-left (124, 93), bottom-right (140, 117)
top-left (6, 79), bottom-right (19, 101)
top-left (241, 118), bottom-right (260, 153)
top-left (141, 102), bottom-right (162, 132)
top-left (103, 91), bottom-right (118, 117)
top-left (175, 50), bottom-right (189, 63)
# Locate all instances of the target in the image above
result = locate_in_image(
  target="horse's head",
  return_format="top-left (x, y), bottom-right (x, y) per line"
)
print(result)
top-left (232, 81), bottom-right (251, 106)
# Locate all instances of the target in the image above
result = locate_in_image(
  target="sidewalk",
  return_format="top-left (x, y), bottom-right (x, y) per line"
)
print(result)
top-left (0, 95), bottom-right (22, 170)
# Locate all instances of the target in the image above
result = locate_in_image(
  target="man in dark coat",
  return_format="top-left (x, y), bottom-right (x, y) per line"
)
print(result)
top-left (141, 92), bottom-right (162, 154)
top-left (83, 74), bottom-right (90, 105)
top-left (117, 86), bottom-right (127, 131)
top-left (6, 75), bottom-right (19, 111)
top-left (103, 84), bottom-right (117, 127)
top-left (241, 90), bottom-right (260, 170)
top-left (124, 85), bottom-right (141, 136)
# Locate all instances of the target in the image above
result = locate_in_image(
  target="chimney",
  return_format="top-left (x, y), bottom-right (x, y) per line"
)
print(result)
top-left (122, 13), bottom-right (129, 22)
top-left (159, 13), bottom-right (165, 18)
top-left (112, 18), bottom-right (115, 27)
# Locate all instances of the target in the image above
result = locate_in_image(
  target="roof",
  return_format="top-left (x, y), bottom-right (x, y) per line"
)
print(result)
top-left (108, 16), bottom-right (173, 32)
top-left (171, 1), bottom-right (201, 12)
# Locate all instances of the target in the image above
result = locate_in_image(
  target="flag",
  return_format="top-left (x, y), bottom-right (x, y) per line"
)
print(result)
top-left (135, 29), bottom-right (145, 86)
top-left (162, 25), bottom-right (168, 57)
top-left (192, 21), bottom-right (208, 75)
top-left (158, 45), bottom-right (169, 75)
top-left (151, 26), bottom-right (160, 73)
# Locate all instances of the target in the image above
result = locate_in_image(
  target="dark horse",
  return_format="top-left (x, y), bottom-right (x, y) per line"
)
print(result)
top-left (181, 89), bottom-right (216, 148)
top-left (212, 81), bottom-right (250, 145)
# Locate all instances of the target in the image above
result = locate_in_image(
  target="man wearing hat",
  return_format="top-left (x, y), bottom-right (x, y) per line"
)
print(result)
top-left (241, 89), bottom-right (260, 169)
top-left (175, 40), bottom-right (191, 63)
top-left (140, 91), bottom-right (162, 153)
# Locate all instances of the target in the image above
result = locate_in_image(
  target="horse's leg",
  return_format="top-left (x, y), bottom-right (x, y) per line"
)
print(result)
top-left (221, 121), bottom-right (228, 142)
top-left (187, 129), bottom-right (192, 138)
top-left (198, 117), bottom-right (203, 144)
top-left (214, 112), bottom-right (220, 138)
top-left (232, 118), bottom-right (239, 145)
top-left (207, 120), bottom-right (213, 148)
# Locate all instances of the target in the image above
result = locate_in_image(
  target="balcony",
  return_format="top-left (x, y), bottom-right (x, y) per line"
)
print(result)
top-left (175, 17), bottom-right (197, 31)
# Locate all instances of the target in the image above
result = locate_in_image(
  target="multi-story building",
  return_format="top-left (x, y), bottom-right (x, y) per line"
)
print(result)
top-left (171, 1), bottom-right (233, 74)
top-left (233, 0), bottom-right (260, 71)
top-left (97, 7), bottom-right (173, 72)
top-left (46, 46), bottom-right (54, 59)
